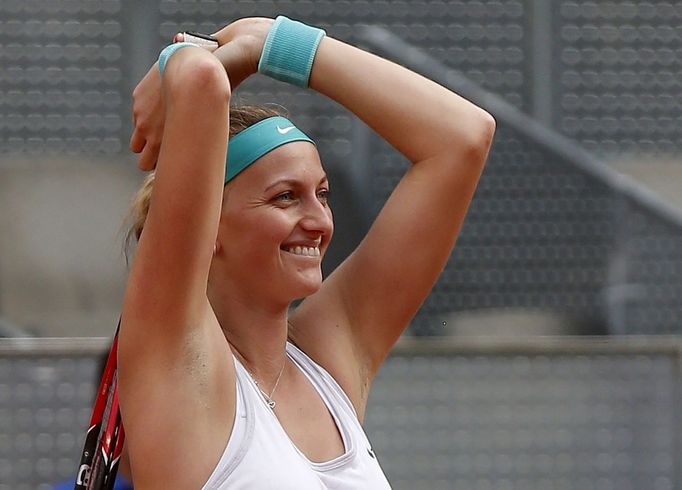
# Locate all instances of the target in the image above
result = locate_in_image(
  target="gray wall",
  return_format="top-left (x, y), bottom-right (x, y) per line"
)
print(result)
top-left (0, 156), bottom-right (141, 337)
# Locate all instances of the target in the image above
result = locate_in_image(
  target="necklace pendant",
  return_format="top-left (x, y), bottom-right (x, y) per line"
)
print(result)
top-left (267, 400), bottom-right (276, 409)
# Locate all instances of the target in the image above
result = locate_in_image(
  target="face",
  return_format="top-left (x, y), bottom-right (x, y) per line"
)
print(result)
top-left (216, 141), bottom-right (334, 304)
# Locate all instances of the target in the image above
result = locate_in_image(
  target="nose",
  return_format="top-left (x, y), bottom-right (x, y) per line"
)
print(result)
top-left (299, 195), bottom-right (333, 237)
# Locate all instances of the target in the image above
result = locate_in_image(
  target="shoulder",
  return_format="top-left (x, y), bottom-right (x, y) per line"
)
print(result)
top-left (287, 302), bottom-right (373, 421)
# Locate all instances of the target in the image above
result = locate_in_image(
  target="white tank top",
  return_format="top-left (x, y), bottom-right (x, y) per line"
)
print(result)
top-left (201, 342), bottom-right (392, 489)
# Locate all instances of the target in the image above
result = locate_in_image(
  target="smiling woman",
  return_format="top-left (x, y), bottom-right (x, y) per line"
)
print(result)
top-left (114, 14), bottom-right (495, 490)
top-left (215, 135), bottom-right (333, 307)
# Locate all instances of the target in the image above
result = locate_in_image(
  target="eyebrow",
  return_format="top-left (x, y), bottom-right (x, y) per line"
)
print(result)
top-left (265, 175), bottom-right (329, 192)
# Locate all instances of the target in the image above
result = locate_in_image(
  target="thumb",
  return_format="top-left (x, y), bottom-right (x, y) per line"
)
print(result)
top-left (212, 40), bottom-right (255, 89)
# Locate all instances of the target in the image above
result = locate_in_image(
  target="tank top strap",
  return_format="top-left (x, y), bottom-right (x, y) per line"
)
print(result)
top-left (285, 341), bottom-right (359, 422)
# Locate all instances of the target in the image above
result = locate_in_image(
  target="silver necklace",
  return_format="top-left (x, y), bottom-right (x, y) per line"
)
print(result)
top-left (250, 361), bottom-right (285, 409)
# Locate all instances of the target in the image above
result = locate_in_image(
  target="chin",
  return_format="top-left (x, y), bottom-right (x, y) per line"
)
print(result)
top-left (287, 272), bottom-right (323, 300)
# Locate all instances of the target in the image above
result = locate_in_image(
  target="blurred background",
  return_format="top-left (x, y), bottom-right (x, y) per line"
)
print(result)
top-left (0, 0), bottom-right (681, 488)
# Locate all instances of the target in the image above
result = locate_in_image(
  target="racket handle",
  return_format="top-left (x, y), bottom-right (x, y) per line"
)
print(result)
top-left (74, 422), bottom-right (102, 489)
top-left (74, 322), bottom-right (121, 490)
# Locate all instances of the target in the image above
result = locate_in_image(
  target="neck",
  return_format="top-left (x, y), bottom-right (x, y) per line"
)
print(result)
top-left (208, 281), bottom-right (291, 384)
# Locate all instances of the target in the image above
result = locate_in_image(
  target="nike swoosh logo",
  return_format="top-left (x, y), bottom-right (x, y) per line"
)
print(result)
top-left (277, 126), bottom-right (295, 135)
top-left (367, 447), bottom-right (375, 459)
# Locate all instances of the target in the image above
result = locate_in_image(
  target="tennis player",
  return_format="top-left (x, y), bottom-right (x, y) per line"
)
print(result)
top-left (120, 16), bottom-right (494, 488)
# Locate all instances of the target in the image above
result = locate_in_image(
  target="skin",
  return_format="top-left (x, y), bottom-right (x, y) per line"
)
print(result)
top-left (120, 17), bottom-right (495, 489)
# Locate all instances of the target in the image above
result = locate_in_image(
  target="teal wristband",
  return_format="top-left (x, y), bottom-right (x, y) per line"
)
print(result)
top-left (257, 16), bottom-right (326, 87)
top-left (158, 42), bottom-right (197, 76)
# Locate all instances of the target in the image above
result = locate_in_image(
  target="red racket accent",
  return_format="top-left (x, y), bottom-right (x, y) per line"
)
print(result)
top-left (105, 417), bottom-right (126, 490)
top-left (90, 374), bottom-right (123, 489)
top-left (75, 323), bottom-right (125, 490)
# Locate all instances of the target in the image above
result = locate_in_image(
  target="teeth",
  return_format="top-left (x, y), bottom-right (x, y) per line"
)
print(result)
top-left (286, 246), bottom-right (320, 257)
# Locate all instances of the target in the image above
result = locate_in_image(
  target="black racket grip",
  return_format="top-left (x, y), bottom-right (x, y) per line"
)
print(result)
top-left (74, 421), bottom-right (101, 489)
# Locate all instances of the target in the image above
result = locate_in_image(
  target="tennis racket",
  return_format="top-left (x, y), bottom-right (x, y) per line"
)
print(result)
top-left (179, 31), bottom-right (219, 49)
top-left (74, 321), bottom-right (125, 490)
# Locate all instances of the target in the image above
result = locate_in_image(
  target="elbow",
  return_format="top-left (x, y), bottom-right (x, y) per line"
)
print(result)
top-left (458, 107), bottom-right (496, 166)
top-left (166, 54), bottom-right (231, 102)
top-left (479, 109), bottom-right (497, 149)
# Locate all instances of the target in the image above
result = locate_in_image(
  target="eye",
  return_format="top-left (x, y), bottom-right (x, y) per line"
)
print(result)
top-left (317, 189), bottom-right (330, 205)
top-left (274, 191), bottom-right (294, 203)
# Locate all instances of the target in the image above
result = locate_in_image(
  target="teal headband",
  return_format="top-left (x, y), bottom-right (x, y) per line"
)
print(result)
top-left (225, 116), bottom-right (315, 183)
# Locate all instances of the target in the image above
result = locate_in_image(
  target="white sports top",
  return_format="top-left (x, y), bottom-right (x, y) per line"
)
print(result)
top-left (201, 342), bottom-right (392, 489)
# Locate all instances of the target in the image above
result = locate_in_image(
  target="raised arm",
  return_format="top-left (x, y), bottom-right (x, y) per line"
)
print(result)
top-left (312, 41), bottom-right (494, 322)
top-left (210, 18), bottom-right (495, 417)
top-left (295, 35), bottom-right (494, 398)
top-left (119, 47), bottom-right (236, 486)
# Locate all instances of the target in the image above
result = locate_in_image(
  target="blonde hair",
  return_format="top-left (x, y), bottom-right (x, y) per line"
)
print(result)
top-left (122, 104), bottom-right (287, 264)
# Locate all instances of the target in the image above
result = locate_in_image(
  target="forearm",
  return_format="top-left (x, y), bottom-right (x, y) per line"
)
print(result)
top-left (309, 37), bottom-right (494, 164)
top-left (159, 48), bottom-right (231, 206)
top-left (208, 17), bottom-right (494, 165)
top-left (129, 49), bottom-right (230, 315)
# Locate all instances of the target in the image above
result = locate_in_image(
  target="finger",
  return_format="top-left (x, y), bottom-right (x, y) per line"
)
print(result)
top-left (175, 32), bottom-right (219, 51)
top-left (137, 140), bottom-right (159, 171)
top-left (129, 129), bottom-right (146, 153)
top-left (211, 23), bottom-right (238, 45)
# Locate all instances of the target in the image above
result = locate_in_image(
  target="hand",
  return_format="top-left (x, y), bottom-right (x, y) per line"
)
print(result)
top-left (129, 41), bottom-right (219, 171)
top-left (208, 17), bottom-right (274, 89)
top-left (129, 62), bottom-right (165, 171)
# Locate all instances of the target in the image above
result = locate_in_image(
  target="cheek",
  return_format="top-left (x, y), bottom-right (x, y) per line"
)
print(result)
top-left (261, 211), bottom-right (295, 243)
top-left (226, 211), bottom-right (293, 257)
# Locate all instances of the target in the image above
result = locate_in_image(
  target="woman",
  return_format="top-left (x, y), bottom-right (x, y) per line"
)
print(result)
top-left (120, 16), bottom-right (494, 489)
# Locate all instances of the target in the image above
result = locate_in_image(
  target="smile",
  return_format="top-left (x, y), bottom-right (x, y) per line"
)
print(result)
top-left (283, 246), bottom-right (321, 257)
